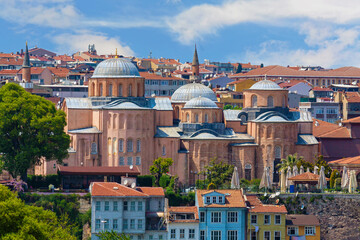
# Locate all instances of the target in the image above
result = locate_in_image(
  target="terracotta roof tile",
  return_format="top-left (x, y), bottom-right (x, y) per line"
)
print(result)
top-left (139, 72), bottom-right (182, 80)
top-left (313, 119), bottom-right (351, 138)
top-left (91, 182), bottom-right (147, 197)
top-left (288, 172), bottom-right (328, 182)
top-left (329, 155), bottom-right (360, 165)
top-left (48, 67), bottom-right (70, 78)
top-left (344, 92), bottom-right (360, 103)
top-left (0, 58), bottom-right (23, 65)
top-left (343, 116), bottom-right (360, 124)
top-left (168, 206), bottom-right (199, 223)
top-left (0, 69), bottom-right (19, 75)
top-left (246, 195), bottom-right (287, 213)
top-left (286, 214), bottom-right (320, 226)
top-left (136, 187), bottom-right (164, 196)
top-left (196, 189), bottom-right (246, 208)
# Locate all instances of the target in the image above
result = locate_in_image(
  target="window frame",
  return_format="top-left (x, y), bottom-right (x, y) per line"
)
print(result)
top-left (227, 230), bottom-right (237, 240)
top-left (274, 231), bottom-right (281, 240)
top-left (211, 211), bottom-right (222, 223)
top-left (200, 230), bottom-right (205, 240)
top-left (251, 214), bottom-right (257, 224)
top-left (95, 201), bottom-right (100, 211)
top-left (275, 214), bottom-right (281, 225)
top-left (180, 229), bottom-right (185, 239)
top-left (227, 211), bottom-right (238, 223)
top-left (211, 230), bottom-right (222, 240)
top-left (287, 226), bottom-right (299, 236)
top-left (264, 231), bottom-right (270, 240)
top-left (113, 219), bottom-right (118, 230)
top-left (305, 226), bottom-right (316, 235)
top-left (104, 201), bottom-right (110, 211)
top-left (113, 201), bottom-right (118, 211)
top-left (189, 229), bottom-right (195, 239)
top-left (170, 229), bottom-right (176, 239)
top-left (200, 211), bottom-right (205, 222)
top-left (264, 214), bottom-right (271, 225)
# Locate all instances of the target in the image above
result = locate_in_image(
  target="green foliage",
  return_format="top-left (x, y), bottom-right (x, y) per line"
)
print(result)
top-left (329, 170), bottom-right (339, 188)
top-left (27, 174), bottom-right (60, 189)
top-left (236, 63), bottom-right (242, 73)
top-left (249, 178), bottom-right (261, 192)
top-left (315, 155), bottom-right (332, 178)
top-left (240, 179), bottom-right (250, 188)
top-left (223, 104), bottom-right (242, 110)
top-left (207, 182), bottom-right (216, 190)
top-left (201, 159), bottom-right (234, 188)
top-left (277, 153), bottom-right (303, 174)
top-left (296, 159), bottom-right (314, 172)
top-left (159, 174), bottom-right (171, 188)
top-left (149, 157), bottom-right (173, 187)
top-left (96, 230), bottom-right (130, 240)
top-left (165, 188), bottom-right (194, 206)
top-left (0, 184), bottom-right (76, 239)
top-left (137, 175), bottom-right (155, 187)
top-left (0, 83), bottom-right (70, 180)
top-left (334, 178), bottom-right (342, 190)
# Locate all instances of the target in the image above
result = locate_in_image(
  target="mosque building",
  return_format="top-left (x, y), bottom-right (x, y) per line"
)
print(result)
top-left (36, 49), bottom-right (319, 186)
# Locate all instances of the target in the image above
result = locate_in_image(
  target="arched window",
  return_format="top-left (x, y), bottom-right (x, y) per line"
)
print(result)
top-left (195, 114), bottom-right (199, 123)
top-left (118, 84), bottom-right (123, 97)
top-left (162, 145), bottom-right (166, 156)
top-left (99, 83), bottom-right (103, 96)
top-left (268, 96), bottom-right (274, 107)
top-left (128, 84), bottom-right (132, 97)
top-left (107, 138), bottom-right (111, 155)
top-left (252, 95), bottom-right (257, 107)
top-left (137, 83), bottom-right (141, 97)
top-left (91, 82), bottom-right (95, 96)
top-left (275, 146), bottom-right (282, 159)
top-left (245, 164), bottom-right (252, 180)
top-left (186, 113), bottom-right (190, 122)
top-left (109, 84), bottom-right (113, 96)
top-left (204, 113), bottom-right (208, 123)
top-left (119, 139), bottom-right (124, 152)
top-left (91, 142), bottom-right (97, 154)
top-left (136, 139), bottom-right (141, 153)
top-left (127, 139), bottom-right (133, 152)
top-left (112, 138), bottom-right (117, 153)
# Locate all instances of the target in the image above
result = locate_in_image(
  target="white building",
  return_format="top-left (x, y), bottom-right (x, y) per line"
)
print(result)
top-left (90, 182), bottom-right (166, 240)
top-left (167, 206), bottom-right (199, 240)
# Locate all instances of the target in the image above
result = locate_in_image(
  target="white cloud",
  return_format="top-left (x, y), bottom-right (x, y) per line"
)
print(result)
top-left (52, 32), bottom-right (134, 56)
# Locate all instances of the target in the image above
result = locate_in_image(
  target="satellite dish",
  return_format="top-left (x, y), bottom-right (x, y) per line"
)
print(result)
top-left (124, 180), bottom-right (128, 186)
top-left (131, 182), bottom-right (136, 189)
top-left (129, 165), bottom-right (133, 170)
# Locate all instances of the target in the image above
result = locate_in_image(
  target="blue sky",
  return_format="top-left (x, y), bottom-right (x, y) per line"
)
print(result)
top-left (1, 0), bottom-right (360, 68)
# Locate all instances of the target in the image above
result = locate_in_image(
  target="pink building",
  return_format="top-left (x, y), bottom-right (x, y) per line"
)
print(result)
top-left (36, 57), bottom-right (318, 186)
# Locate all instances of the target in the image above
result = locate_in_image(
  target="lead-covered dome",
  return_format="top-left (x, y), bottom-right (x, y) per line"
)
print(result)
top-left (183, 96), bottom-right (218, 109)
top-left (171, 83), bottom-right (217, 103)
top-left (92, 58), bottom-right (140, 78)
top-left (250, 80), bottom-right (281, 90)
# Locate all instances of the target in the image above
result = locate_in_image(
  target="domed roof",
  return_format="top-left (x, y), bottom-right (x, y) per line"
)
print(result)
top-left (92, 58), bottom-right (140, 78)
top-left (171, 83), bottom-right (217, 103)
top-left (183, 96), bottom-right (218, 109)
top-left (250, 80), bottom-right (281, 90)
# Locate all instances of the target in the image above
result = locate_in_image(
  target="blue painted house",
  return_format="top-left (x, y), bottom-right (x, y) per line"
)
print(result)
top-left (196, 189), bottom-right (247, 240)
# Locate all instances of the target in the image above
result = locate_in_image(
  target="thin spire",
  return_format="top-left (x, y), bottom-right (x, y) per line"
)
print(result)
top-left (22, 41), bottom-right (30, 67)
top-left (115, 48), bottom-right (118, 58)
top-left (192, 44), bottom-right (199, 66)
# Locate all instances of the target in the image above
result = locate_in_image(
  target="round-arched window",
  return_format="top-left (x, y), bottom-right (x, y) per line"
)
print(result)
top-left (252, 95), bottom-right (257, 107)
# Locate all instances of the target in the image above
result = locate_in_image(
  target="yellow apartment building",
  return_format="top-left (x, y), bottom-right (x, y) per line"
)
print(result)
top-left (285, 215), bottom-right (320, 240)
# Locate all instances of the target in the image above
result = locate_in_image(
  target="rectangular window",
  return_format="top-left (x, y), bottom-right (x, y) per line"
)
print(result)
top-left (136, 156), bottom-right (141, 165)
top-left (138, 201), bottom-right (143, 211)
top-left (218, 196), bottom-right (223, 203)
top-left (287, 227), bottom-right (299, 236)
top-left (138, 219), bottom-right (143, 229)
top-left (251, 215), bottom-right (257, 224)
top-left (159, 235), bottom-right (163, 240)
top-left (251, 231), bottom-right (256, 240)
top-left (123, 219), bottom-right (128, 230)
top-left (148, 235), bottom-right (153, 240)
top-left (171, 229), bottom-right (176, 239)
top-left (189, 229), bottom-right (195, 239)
top-left (113, 219), bottom-right (118, 230)
top-left (326, 108), bottom-right (338, 114)
top-left (264, 215), bottom-right (270, 225)
top-left (95, 201), bottom-right (100, 211)
top-left (130, 219), bottom-right (135, 229)
top-left (127, 140), bottom-right (133, 152)
top-left (130, 201), bottom-right (136, 211)
top-left (264, 231), bottom-right (270, 240)
top-left (119, 139), bottom-right (124, 152)
top-left (211, 230), bottom-right (221, 240)
top-left (275, 215), bottom-right (281, 225)
top-left (274, 231), bottom-right (281, 240)
top-left (95, 219), bottom-right (100, 230)
top-left (104, 201), bottom-right (109, 211)
top-left (316, 108), bottom-right (324, 114)
top-left (206, 196), bottom-right (211, 203)
top-left (136, 139), bottom-right (141, 152)
top-left (104, 219), bottom-right (109, 230)
top-left (180, 229), bottom-right (185, 239)
top-left (227, 211), bottom-right (238, 223)
top-left (127, 157), bottom-right (133, 165)
top-left (212, 196), bottom-right (217, 203)
top-left (200, 230), bottom-right (205, 240)
top-left (227, 230), bottom-right (237, 240)
top-left (305, 226), bottom-right (316, 235)
top-left (211, 212), bottom-right (222, 223)
top-left (119, 157), bottom-right (125, 165)
top-left (113, 201), bottom-right (118, 211)
top-left (200, 211), bottom-right (205, 222)
top-left (123, 201), bottom-right (128, 211)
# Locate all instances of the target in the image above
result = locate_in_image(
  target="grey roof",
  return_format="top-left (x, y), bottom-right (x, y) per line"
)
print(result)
top-left (92, 58), bottom-right (140, 78)
top-left (65, 98), bottom-right (92, 109)
top-left (249, 80), bottom-right (282, 90)
top-left (68, 127), bottom-right (102, 134)
top-left (155, 127), bottom-right (182, 138)
top-left (150, 98), bottom-right (173, 111)
top-left (230, 142), bottom-right (258, 147)
top-left (171, 83), bottom-right (217, 103)
top-left (223, 110), bottom-right (243, 121)
top-left (297, 134), bottom-right (319, 145)
top-left (103, 101), bottom-right (149, 110)
top-left (181, 129), bottom-right (254, 140)
top-left (253, 111), bottom-right (290, 122)
top-left (183, 96), bottom-right (218, 109)
top-left (289, 110), bottom-right (313, 122)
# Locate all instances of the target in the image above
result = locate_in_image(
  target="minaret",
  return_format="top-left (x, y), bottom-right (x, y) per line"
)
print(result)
top-left (191, 44), bottom-right (200, 83)
top-left (22, 41), bottom-right (31, 83)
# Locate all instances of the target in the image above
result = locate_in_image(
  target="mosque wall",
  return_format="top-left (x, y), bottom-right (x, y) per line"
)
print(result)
top-left (243, 90), bottom-right (288, 108)
top-left (66, 109), bottom-right (93, 131)
top-left (180, 108), bottom-right (222, 123)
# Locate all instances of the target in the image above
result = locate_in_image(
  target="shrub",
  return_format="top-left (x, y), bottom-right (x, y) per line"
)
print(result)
top-left (159, 174), bottom-right (171, 188)
top-left (27, 174), bottom-right (60, 189)
top-left (334, 178), bottom-right (342, 190)
top-left (329, 170), bottom-right (339, 188)
top-left (137, 175), bottom-right (155, 187)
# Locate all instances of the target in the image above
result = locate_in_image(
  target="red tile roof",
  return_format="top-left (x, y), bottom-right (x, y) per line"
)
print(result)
top-left (196, 189), bottom-right (246, 208)
top-left (136, 187), bottom-right (164, 196)
top-left (329, 155), bottom-right (360, 166)
top-left (139, 72), bottom-right (182, 80)
top-left (343, 116), bottom-right (360, 124)
top-left (344, 92), bottom-right (360, 103)
top-left (313, 119), bottom-right (351, 138)
top-left (53, 55), bottom-right (74, 62)
top-left (91, 182), bottom-right (147, 197)
top-left (168, 206), bottom-right (199, 223)
top-left (143, 58), bottom-right (181, 66)
top-left (0, 69), bottom-right (19, 75)
top-left (0, 58), bottom-right (23, 65)
top-left (286, 214), bottom-right (320, 226)
top-left (48, 67), bottom-right (70, 78)
top-left (246, 195), bottom-right (287, 213)
top-left (278, 80), bottom-right (311, 88)
top-left (288, 172), bottom-right (328, 182)
top-left (58, 166), bottom-right (140, 175)
top-left (0, 53), bottom-right (16, 59)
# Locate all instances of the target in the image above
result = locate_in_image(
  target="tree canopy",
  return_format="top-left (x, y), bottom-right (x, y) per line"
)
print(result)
top-left (149, 157), bottom-right (173, 186)
top-left (277, 153), bottom-right (303, 174)
top-left (96, 230), bottom-right (130, 240)
top-left (236, 63), bottom-right (242, 73)
top-left (0, 83), bottom-right (70, 180)
top-left (0, 184), bottom-right (76, 240)
top-left (200, 159), bottom-right (234, 188)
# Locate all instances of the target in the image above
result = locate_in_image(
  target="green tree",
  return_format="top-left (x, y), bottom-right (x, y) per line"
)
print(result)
top-left (96, 230), bottom-right (131, 240)
top-left (0, 83), bottom-right (70, 181)
top-left (224, 104), bottom-right (233, 110)
top-left (236, 63), bottom-right (242, 73)
top-left (0, 184), bottom-right (76, 240)
top-left (329, 170), bottom-right (339, 188)
top-left (314, 155), bottom-right (332, 178)
top-left (296, 159), bottom-right (314, 172)
top-left (201, 159), bottom-right (234, 187)
top-left (277, 153), bottom-right (303, 174)
top-left (150, 157), bottom-right (173, 186)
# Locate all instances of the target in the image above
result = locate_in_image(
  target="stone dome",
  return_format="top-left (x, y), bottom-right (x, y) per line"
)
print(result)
top-left (92, 58), bottom-right (140, 78)
top-left (183, 96), bottom-right (218, 109)
top-left (171, 83), bottom-right (217, 103)
top-left (249, 80), bottom-right (281, 90)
